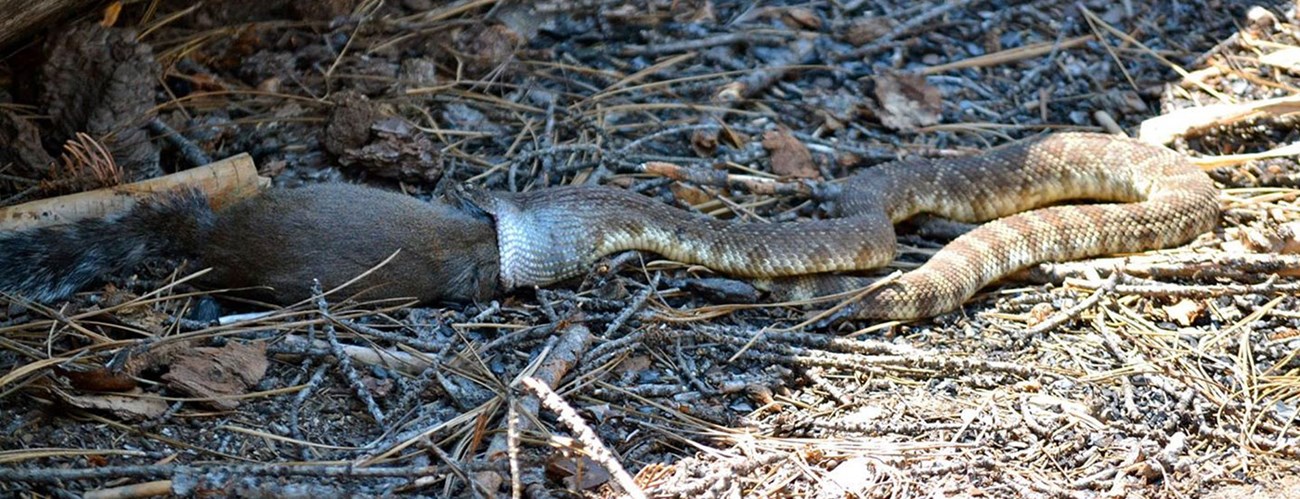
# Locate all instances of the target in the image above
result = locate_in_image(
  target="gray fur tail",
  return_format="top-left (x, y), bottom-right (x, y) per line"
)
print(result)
top-left (0, 189), bottom-right (215, 302)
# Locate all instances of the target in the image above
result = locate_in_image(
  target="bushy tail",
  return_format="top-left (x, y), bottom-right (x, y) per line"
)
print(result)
top-left (0, 189), bottom-right (215, 302)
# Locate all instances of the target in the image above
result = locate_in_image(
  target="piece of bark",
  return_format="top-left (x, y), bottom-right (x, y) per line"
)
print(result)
top-left (161, 341), bottom-right (269, 411)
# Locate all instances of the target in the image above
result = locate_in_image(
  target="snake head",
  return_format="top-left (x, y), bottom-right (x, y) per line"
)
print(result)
top-left (447, 183), bottom-right (500, 217)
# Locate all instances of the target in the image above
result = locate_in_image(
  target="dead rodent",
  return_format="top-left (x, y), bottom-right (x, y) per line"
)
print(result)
top-left (0, 183), bottom-right (501, 304)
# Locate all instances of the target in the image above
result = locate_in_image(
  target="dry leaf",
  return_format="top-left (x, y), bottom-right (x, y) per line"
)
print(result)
top-left (161, 341), bottom-right (269, 410)
top-left (822, 457), bottom-right (878, 496)
top-left (56, 366), bottom-right (137, 392)
top-left (841, 17), bottom-right (896, 46)
top-left (1163, 299), bottom-right (1206, 327)
top-left (101, 1), bottom-right (122, 27)
top-left (691, 128), bottom-right (718, 157)
top-left (762, 129), bottom-right (819, 178)
top-left (546, 454), bottom-right (611, 490)
top-left (669, 183), bottom-right (714, 207)
top-left (1027, 302), bottom-right (1055, 325)
top-left (58, 388), bottom-right (169, 421)
top-left (615, 355), bottom-right (653, 374)
top-left (780, 8), bottom-right (821, 30)
top-left (872, 73), bottom-right (942, 131)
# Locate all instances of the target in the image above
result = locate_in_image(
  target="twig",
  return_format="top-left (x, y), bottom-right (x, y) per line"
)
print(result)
top-left (1021, 272), bottom-right (1121, 336)
top-left (602, 274), bottom-right (660, 341)
top-left (289, 363), bottom-right (331, 460)
top-left (0, 463), bottom-right (456, 483)
top-left (835, 0), bottom-right (975, 61)
top-left (147, 118), bottom-right (213, 167)
top-left (277, 334), bottom-right (435, 374)
top-left (485, 324), bottom-right (594, 460)
top-left (639, 161), bottom-right (814, 196)
top-left (508, 400), bottom-right (523, 499)
top-left (621, 31), bottom-right (797, 57)
top-left (520, 376), bottom-right (646, 499)
top-left (314, 281), bottom-right (387, 426)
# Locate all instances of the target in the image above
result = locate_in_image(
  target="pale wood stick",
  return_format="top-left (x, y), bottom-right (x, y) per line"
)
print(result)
top-left (1139, 95), bottom-right (1300, 145)
top-left (0, 153), bottom-right (264, 231)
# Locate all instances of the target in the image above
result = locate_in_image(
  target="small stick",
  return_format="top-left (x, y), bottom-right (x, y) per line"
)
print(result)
top-left (315, 281), bottom-right (387, 427)
top-left (485, 324), bottom-right (594, 460)
top-left (147, 117), bottom-right (213, 167)
top-left (1022, 272), bottom-right (1121, 337)
top-left (507, 400), bottom-right (523, 499)
top-left (640, 161), bottom-right (814, 196)
top-left (0, 153), bottom-right (263, 231)
top-left (520, 376), bottom-right (646, 499)
top-left (835, 0), bottom-right (974, 61)
top-left (84, 480), bottom-right (173, 499)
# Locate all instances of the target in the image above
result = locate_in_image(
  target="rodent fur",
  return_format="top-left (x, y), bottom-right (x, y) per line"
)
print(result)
top-left (0, 184), bottom-right (501, 304)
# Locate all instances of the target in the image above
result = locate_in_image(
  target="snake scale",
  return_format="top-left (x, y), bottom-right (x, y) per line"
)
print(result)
top-left (462, 133), bottom-right (1219, 320)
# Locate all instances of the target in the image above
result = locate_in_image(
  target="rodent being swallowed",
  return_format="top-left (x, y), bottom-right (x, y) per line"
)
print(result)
top-left (0, 183), bottom-right (501, 305)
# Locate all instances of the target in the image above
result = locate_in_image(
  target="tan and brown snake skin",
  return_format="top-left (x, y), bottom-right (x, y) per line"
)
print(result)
top-left (461, 133), bottom-right (1219, 320)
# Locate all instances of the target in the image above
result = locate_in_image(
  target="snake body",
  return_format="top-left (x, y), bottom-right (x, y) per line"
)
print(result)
top-left (465, 133), bottom-right (1219, 320)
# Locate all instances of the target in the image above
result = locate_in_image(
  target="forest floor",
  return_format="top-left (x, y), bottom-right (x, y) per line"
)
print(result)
top-left (2, 0), bottom-right (1300, 497)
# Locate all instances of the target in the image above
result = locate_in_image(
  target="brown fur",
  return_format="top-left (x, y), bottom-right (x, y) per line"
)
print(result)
top-left (199, 184), bottom-right (500, 304)
top-left (0, 183), bottom-right (500, 304)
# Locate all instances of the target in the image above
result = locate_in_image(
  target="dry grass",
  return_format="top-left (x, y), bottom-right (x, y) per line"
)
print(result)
top-left (3, 0), bottom-right (1299, 497)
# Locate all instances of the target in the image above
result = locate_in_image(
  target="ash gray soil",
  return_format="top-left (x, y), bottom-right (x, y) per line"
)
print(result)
top-left (2, 0), bottom-right (1299, 497)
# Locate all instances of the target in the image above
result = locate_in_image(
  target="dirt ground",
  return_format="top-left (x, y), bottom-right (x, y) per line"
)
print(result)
top-left (2, 0), bottom-right (1299, 497)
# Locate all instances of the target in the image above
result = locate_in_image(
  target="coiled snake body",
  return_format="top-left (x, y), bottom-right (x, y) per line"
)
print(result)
top-left (464, 133), bottom-right (1219, 320)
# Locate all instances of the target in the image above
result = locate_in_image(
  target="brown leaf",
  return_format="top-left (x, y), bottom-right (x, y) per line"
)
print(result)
top-left (1027, 302), bottom-right (1055, 326)
top-left (615, 355), bottom-right (653, 374)
top-left (872, 72), bottom-right (942, 131)
top-left (546, 454), bottom-right (611, 490)
top-left (56, 366), bottom-right (137, 392)
top-left (58, 388), bottom-right (169, 421)
top-left (161, 341), bottom-right (269, 410)
top-left (841, 17), bottom-right (896, 46)
top-left (669, 183), bottom-right (714, 207)
top-left (762, 130), bottom-right (819, 179)
top-left (101, 1), bottom-right (123, 26)
top-left (780, 8), bottom-right (821, 30)
top-left (691, 129), bottom-right (719, 157)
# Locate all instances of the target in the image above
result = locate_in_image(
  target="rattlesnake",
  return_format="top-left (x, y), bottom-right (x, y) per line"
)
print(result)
top-left (462, 132), bottom-right (1219, 320)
